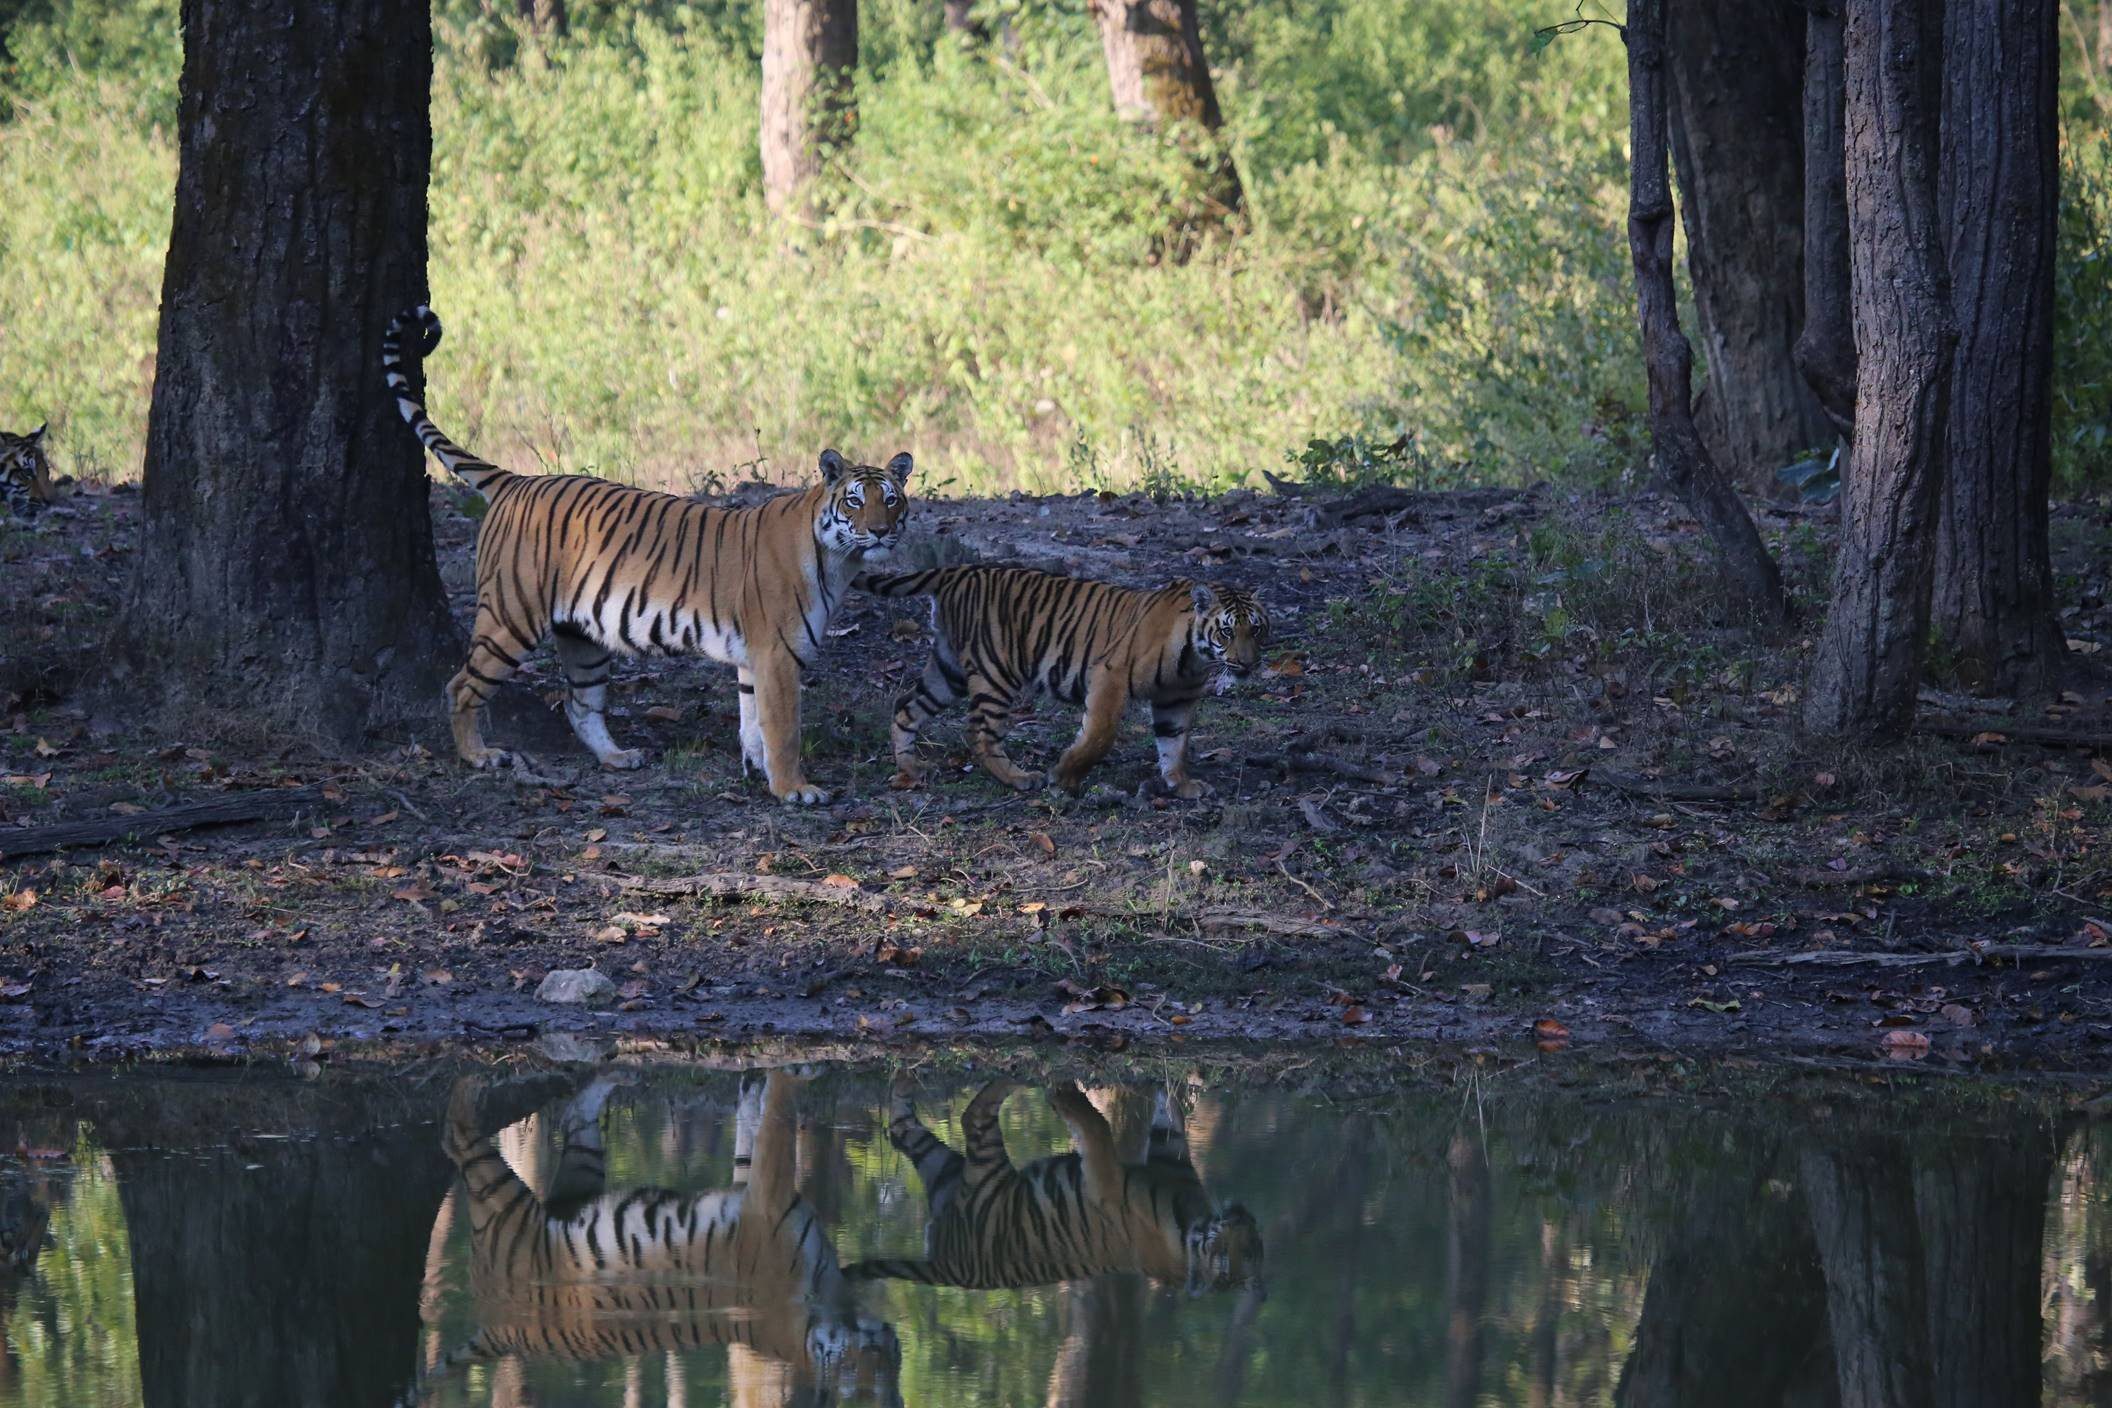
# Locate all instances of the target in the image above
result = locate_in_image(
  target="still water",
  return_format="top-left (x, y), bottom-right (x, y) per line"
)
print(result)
top-left (0, 1059), bottom-right (2104, 1407)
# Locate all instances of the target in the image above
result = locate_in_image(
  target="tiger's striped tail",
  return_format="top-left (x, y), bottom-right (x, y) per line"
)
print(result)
top-left (854, 570), bottom-right (947, 598)
top-left (841, 1257), bottom-right (945, 1284)
top-left (381, 304), bottom-right (508, 493)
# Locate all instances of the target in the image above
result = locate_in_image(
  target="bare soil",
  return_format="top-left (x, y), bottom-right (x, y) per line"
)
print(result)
top-left (5, 476), bottom-right (2112, 1073)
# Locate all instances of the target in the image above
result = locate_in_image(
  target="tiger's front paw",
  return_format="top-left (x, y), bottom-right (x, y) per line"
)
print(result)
top-left (598, 748), bottom-right (645, 771)
top-left (1050, 766), bottom-right (1088, 795)
top-left (890, 763), bottom-right (927, 791)
top-left (1010, 769), bottom-right (1047, 794)
top-left (774, 780), bottom-right (832, 806)
top-left (465, 747), bottom-right (519, 772)
top-left (1164, 775), bottom-right (1212, 800)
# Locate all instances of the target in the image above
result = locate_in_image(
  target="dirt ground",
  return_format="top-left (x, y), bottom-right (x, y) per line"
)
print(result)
top-left (5, 474), bottom-right (2112, 1073)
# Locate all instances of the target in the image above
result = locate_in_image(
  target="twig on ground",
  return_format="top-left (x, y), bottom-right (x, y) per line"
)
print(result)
top-left (1243, 749), bottom-right (1396, 787)
top-left (1916, 719), bottom-right (2112, 751)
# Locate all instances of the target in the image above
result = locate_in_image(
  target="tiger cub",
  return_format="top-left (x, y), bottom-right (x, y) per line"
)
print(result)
top-left (424, 1071), bottom-right (902, 1407)
top-left (382, 305), bottom-right (910, 803)
top-left (0, 424), bottom-right (54, 519)
top-left (857, 566), bottom-right (1268, 797)
top-left (844, 1077), bottom-right (1264, 1296)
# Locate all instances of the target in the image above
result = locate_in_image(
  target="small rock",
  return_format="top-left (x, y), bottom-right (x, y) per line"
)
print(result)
top-left (535, 968), bottom-right (615, 1007)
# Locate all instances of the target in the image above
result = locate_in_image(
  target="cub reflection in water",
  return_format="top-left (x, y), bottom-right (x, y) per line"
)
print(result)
top-left (422, 1069), bottom-right (902, 1407)
top-left (845, 1078), bottom-right (1264, 1295)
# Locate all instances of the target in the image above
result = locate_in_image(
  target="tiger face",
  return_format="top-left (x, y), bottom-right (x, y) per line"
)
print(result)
top-left (1187, 583), bottom-right (1270, 679)
top-left (1185, 1203), bottom-right (1265, 1297)
top-left (818, 448), bottom-right (912, 561)
top-left (0, 424), bottom-right (53, 519)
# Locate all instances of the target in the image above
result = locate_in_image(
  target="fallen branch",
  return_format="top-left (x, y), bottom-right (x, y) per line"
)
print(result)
top-left (1591, 770), bottom-right (1764, 804)
top-left (618, 871), bottom-right (914, 915)
top-left (1782, 863), bottom-right (1926, 889)
top-left (1725, 943), bottom-right (2112, 969)
top-left (1916, 719), bottom-right (2112, 751)
top-left (1196, 911), bottom-right (1357, 941)
top-left (0, 786), bottom-right (327, 861)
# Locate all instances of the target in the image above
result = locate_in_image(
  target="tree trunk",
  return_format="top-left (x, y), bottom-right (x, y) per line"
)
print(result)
top-left (1666, 1), bottom-right (1835, 484)
top-left (121, 0), bottom-right (457, 749)
top-left (943, 0), bottom-right (985, 41)
top-left (1912, 1135), bottom-right (2053, 1408)
top-left (1086, 0), bottom-right (1242, 217)
top-left (1801, 0), bottom-right (1956, 735)
top-left (1796, 2), bottom-right (1857, 437)
top-left (760, 0), bottom-right (858, 219)
top-left (1801, 1142), bottom-right (1932, 1408)
top-left (1624, 0), bottom-right (1791, 627)
top-left (1931, 0), bottom-right (2062, 693)
top-left (114, 1119), bottom-right (452, 1407)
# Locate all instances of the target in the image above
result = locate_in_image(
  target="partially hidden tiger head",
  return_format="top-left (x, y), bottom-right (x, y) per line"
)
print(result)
top-left (805, 1310), bottom-right (905, 1407)
top-left (0, 424), bottom-right (54, 519)
top-left (816, 448), bottom-right (912, 561)
top-left (1183, 1203), bottom-right (1266, 1298)
top-left (1186, 582), bottom-right (1270, 680)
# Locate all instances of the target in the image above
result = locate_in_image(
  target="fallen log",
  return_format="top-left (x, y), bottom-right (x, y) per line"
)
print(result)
top-left (1916, 719), bottom-right (2112, 751)
top-left (1242, 749), bottom-right (1397, 787)
top-left (0, 786), bottom-right (327, 861)
top-left (1725, 943), bottom-right (2112, 969)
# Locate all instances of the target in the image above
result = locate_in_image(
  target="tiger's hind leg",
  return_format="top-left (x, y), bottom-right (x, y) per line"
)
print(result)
top-left (890, 647), bottom-right (967, 789)
top-left (448, 606), bottom-right (540, 771)
top-left (966, 675), bottom-right (1043, 793)
top-left (1052, 670), bottom-right (1128, 795)
top-left (552, 627), bottom-right (643, 770)
top-left (886, 1077), bottom-right (966, 1216)
top-left (959, 1078), bottom-right (1021, 1186)
top-left (1150, 695), bottom-right (1209, 799)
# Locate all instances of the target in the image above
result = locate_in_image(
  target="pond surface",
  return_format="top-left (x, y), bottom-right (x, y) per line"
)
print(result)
top-left (0, 1059), bottom-right (2105, 1407)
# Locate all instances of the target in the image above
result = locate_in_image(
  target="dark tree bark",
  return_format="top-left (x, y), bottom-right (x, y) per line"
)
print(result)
top-left (1615, 1160), bottom-right (1838, 1408)
top-left (943, 0), bottom-right (985, 41)
top-left (1802, 0), bottom-right (1957, 735)
top-left (1912, 1136), bottom-right (2053, 1408)
top-left (1442, 1131), bottom-right (1489, 1408)
top-left (1801, 1142), bottom-right (1932, 1408)
top-left (1796, 1), bottom-right (1857, 437)
top-left (517, 0), bottom-right (567, 36)
top-left (1086, 0), bottom-right (1242, 216)
top-left (1624, 0), bottom-right (1791, 627)
top-left (760, 0), bottom-right (858, 219)
top-left (1666, 2), bottom-right (1835, 483)
top-left (121, 0), bottom-right (458, 747)
top-left (1931, 0), bottom-right (2062, 693)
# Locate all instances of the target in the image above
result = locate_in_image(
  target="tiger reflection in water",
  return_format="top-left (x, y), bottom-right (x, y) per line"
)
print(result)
top-left (418, 1069), bottom-right (902, 1408)
top-left (844, 1078), bottom-right (1264, 1297)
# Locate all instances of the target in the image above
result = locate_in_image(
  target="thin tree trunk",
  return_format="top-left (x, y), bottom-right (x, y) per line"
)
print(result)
top-left (1666, 1), bottom-right (1834, 484)
top-left (760, 0), bottom-right (858, 219)
top-left (1624, 0), bottom-right (1791, 628)
top-left (1086, 0), bottom-right (1241, 217)
top-left (1801, 0), bottom-right (1957, 735)
top-left (1932, 0), bottom-right (2062, 693)
top-left (121, 0), bottom-right (457, 747)
top-left (943, 0), bottom-right (985, 40)
top-left (1796, 2), bottom-right (1857, 437)
top-left (1443, 1131), bottom-right (1490, 1408)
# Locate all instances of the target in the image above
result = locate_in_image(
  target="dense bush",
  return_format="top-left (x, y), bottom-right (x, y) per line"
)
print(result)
top-left (0, 0), bottom-right (2105, 494)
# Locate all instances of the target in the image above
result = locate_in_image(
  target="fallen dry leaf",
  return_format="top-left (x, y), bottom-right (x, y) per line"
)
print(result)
top-left (1880, 1029), bottom-right (1931, 1058)
top-left (1, 890), bottom-right (37, 913)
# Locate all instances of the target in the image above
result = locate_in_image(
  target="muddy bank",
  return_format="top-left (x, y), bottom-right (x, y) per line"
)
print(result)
top-left (5, 481), bottom-right (2112, 1071)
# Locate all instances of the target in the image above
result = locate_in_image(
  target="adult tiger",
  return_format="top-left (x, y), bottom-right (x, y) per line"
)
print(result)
top-left (856, 566), bottom-right (1268, 797)
top-left (843, 1078), bottom-right (1264, 1296)
top-left (0, 424), bottom-right (54, 519)
top-left (382, 305), bottom-right (910, 803)
top-left (406, 1071), bottom-right (902, 1408)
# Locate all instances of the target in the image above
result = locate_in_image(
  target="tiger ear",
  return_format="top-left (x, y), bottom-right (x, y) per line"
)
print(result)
top-left (819, 448), bottom-right (847, 485)
top-left (26, 423), bottom-right (46, 444)
top-left (1188, 583), bottom-right (1214, 615)
top-left (885, 451), bottom-right (913, 486)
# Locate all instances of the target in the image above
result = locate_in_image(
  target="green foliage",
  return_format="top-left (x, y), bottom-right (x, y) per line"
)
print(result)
top-left (1, 0), bottom-right (2107, 496)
